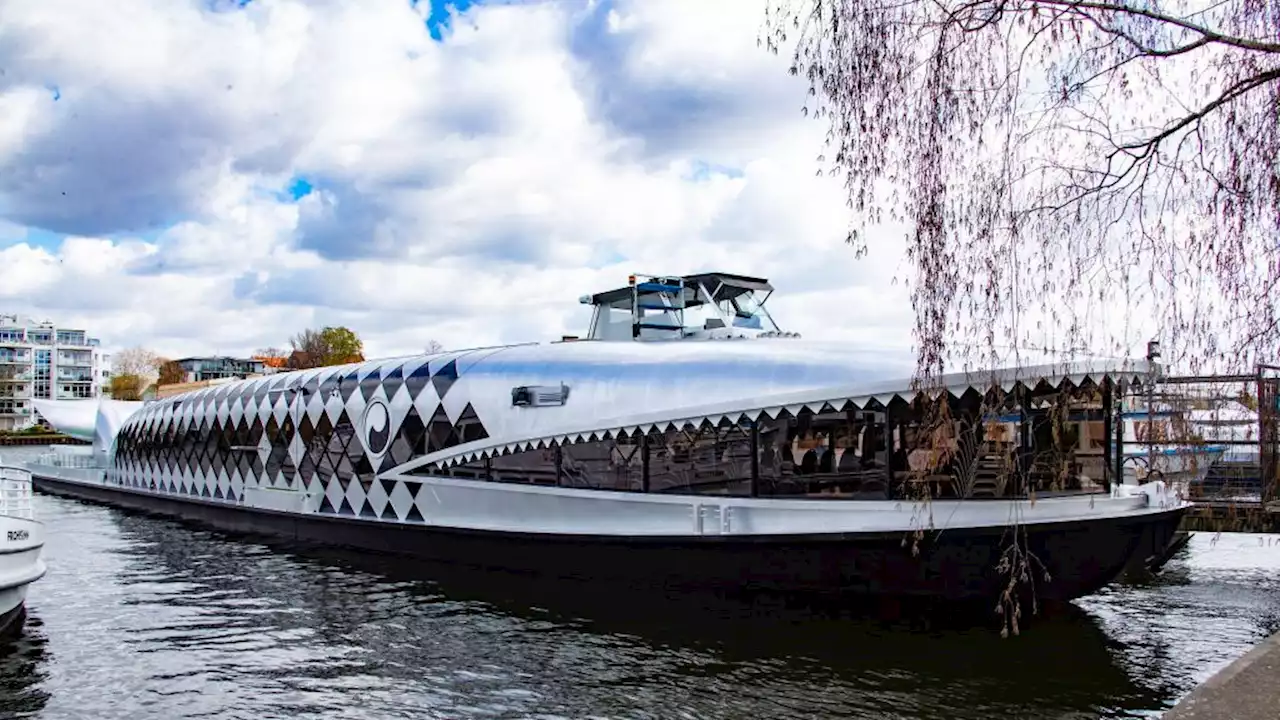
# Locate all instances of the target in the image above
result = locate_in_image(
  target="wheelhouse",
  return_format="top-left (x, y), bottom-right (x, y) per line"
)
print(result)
top-left (579, 272), bottom-right (791, 341)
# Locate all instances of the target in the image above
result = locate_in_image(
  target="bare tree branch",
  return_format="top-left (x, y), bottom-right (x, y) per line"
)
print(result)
top-left (762, 0), bottom-right (1280, 381)
top-left (1035, 0), bottom-right (1280, 53)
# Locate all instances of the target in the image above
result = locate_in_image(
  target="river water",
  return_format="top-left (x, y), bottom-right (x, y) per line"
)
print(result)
top-left (3, 445), bottom-right (1279, 720)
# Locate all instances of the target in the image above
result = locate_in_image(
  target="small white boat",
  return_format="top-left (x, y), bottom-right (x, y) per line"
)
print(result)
top-left (0, 459), bottom-right (46, 636)
top-left (1119, 410), bottom-right (1231, 498)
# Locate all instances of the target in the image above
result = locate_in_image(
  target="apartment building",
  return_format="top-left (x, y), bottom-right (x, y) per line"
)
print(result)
top-left (172, 356), bottom-right (268, 383)
top-left (0, 314), bottom-right (111, 431)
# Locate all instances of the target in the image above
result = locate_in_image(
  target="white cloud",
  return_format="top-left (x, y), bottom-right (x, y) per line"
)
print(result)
top-left (2, 0), bottom-right (1153, 373)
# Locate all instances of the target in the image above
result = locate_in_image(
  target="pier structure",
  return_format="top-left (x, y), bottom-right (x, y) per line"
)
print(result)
top-left (1163, 629), bottom-right (1280, 720)
top-left (1137, 364), bottom-right (1280, 533)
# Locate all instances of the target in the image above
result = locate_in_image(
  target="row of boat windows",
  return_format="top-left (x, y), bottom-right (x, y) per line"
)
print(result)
top-left (111, 406), bottom-right (903, 497)
top-left (112, 402), bottom-right (488, 484)
top-left (445, 412), bottom-right (1098, 498)
top-left (111, 404), bottom-right (1086, 499)
top-left (426, 416), bottom-right (897, 497)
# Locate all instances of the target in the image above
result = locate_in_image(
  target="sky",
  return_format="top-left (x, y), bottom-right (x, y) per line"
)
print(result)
top-left (0, 0), bottom-right (1164, 370)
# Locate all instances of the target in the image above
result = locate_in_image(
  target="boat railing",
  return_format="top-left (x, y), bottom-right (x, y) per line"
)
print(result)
top-left (0, 464), bottom-right (35, 520)
top-left (33, 451), bottom-right (100, 469)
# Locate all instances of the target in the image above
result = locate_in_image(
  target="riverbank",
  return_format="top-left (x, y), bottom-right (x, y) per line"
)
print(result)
top-left (0, 434), bottom-right (86, 447)
top-left (1164, 629), bottom-right (1280, 719)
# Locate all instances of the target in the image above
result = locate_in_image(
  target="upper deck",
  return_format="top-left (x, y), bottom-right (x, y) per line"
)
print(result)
top-left (578, 272), bottom-right (797, 342)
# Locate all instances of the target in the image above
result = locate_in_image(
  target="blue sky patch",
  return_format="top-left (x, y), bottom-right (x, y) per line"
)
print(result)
top-left (286, 177), bottom-right (314, 200)
top-left (685, 161), bottom-right (744, 182)
top-left (12, 228), bottom-right (64, 251)
top-left (204, 0), bottom-right (253, 11)
top-left (416, 0), bottom-right (477, 41)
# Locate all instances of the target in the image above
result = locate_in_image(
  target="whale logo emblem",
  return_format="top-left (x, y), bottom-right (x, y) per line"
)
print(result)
top-left (362, 399), bottom-right (391, 457)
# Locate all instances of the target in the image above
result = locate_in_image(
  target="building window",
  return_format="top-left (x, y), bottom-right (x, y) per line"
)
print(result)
top-left (56, 331), bottom-right (87, 346)
top-left (33, 349), bottom-right (51, 399)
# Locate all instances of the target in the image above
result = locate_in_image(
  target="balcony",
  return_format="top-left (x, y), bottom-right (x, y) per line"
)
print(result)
top-left (0, 389), bottom-right (32, 399)
top-left (56, 355), bottom-right (93, 367)
top-left (0, 355), bottom-right (31, 365)
top-left (0, 373), bottom-right (33, 383)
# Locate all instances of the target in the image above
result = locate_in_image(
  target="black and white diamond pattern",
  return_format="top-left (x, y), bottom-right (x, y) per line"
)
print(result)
top-left (108, 351), bottom-right (489, 521)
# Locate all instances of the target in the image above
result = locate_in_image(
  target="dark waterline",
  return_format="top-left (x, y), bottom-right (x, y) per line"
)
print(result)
top-left (3, 447), bottom-right (1280, 719)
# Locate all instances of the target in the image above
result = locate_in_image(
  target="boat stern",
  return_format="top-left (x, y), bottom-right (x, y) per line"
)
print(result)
top-left (0, 464), bottom-right (45, 634)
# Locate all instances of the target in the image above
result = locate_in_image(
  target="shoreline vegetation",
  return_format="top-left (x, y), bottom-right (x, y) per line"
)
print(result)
top-left (0, 427), bottom-right (88, 446)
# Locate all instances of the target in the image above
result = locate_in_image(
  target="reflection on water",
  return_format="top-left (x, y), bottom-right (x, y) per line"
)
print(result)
top-left (3, 444), bottom-right (1280, 719)
top-left (0, 613), bottom-right (50, 717)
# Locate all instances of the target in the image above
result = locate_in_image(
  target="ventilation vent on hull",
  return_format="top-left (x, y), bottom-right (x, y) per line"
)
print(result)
top-left (511, 384), bottom-right (571, 408)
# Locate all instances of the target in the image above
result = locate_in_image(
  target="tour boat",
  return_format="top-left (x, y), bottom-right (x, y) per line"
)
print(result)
top-left (26, 272), bottom-right (1188, 607)
top-left (0, 459), bottom-right (46, 636)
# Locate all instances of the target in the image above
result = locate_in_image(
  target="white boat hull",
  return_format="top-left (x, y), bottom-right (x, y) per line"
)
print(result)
top-left (1123, 445), bottom-right (1226, 498)
top-left (0, 515), bottom-right (45, 636)
top-left (30, 460), bottom-right (1187, 605)
top-left (0, 463), bottom-right (46, 636)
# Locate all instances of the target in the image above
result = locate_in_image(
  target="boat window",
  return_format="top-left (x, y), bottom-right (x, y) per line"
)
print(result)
top-left (417, 423), bottom-right (758, 495)
top-left (725, 290), bottom-right (778, 332)
top-left (588, 302), bottom-right (636, 341)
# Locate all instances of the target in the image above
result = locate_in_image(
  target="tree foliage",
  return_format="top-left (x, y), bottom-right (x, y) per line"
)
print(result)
top-left (761, 1), bottom-right (1280, 633)
top-left (108, 374), bottom-right (146, 401)
top-left (288, 326), bottom-right (365, 368)
top-left (320, 327), bottom-right (363, 364)
top-left (762, 0), bottom-right (1280, 378)
top-left (157, 359), bottom-right (186, 386)
top-left (112, 346), bottom-right (162, 382)
top-left (253, 347), bottom-right (289, 369)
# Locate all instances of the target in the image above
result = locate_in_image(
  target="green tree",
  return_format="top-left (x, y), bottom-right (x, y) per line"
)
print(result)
top-left (288, 326), bottom-right (365, 368)
top-left (320, 326), bottom-right (364, 364)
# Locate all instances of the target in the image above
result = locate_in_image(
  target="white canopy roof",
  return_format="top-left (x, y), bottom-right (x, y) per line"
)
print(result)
top-left (32, 398), bottom-right (145, 456)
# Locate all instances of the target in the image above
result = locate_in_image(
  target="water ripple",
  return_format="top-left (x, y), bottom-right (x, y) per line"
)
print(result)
top-left (0, 472), bottom-right (1278, 719)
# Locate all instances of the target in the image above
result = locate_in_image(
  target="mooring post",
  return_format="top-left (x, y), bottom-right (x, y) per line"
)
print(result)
top-left (883, 410), bottom-right (895, 496)
top-left (1102, 377), bottom-right (1114, 493)
top-left (1114, 380), bottom-right (1126, 485)
top-left (1017, 386), bottom-right (1031, 494)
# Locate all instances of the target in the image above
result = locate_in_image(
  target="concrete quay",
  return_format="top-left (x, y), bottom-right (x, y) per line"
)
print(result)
top-left (1164, 629), bottom-right (1280, 719)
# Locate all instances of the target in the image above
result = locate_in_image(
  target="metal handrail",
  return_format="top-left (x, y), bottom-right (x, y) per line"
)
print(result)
top-left (33, 451), bottom-right (98, 469)
top-left (0, 464), bottom-right (34, 520)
